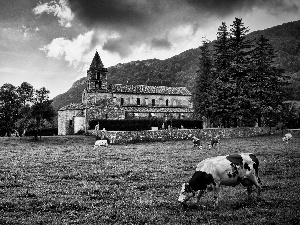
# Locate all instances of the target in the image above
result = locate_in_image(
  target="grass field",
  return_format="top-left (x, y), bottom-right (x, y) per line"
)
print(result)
top-left (0, 134), bottom-right (299, 224)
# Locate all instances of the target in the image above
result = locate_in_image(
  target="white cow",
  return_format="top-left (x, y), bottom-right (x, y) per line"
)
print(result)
top-left (94, 139), bottom-right (108, 149)
top-left (282, 133), bottom-right (292, 143)
top-left (178, 153), bottom-right (261, 207)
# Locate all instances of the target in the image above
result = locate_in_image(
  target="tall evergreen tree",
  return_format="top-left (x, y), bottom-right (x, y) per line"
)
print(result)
top-left (227, 18), bottom-right (253, 127)
top-left (192, 39), bottom-right (215, 127)
top-left (213, 22), bottom-right (232, 127)
top-left (214, 22), bottom-right (230, 73)
top-left (249, 35), bottom-right (287, 126)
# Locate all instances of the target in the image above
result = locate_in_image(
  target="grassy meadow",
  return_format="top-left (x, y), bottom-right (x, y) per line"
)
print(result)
top-left (0, 133), bottom-right (299, 224)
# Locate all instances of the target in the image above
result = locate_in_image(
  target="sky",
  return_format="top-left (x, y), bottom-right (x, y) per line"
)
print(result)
top-left (1, 0), bottom-right (300, 99)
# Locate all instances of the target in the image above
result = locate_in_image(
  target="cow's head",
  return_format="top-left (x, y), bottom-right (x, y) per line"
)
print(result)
top-left (178, 183), bottom-right (194, 203)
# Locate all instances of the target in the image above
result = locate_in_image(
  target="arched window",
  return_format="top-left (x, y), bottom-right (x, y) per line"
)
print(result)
top-left (95, 81), bottom-right (102, 89)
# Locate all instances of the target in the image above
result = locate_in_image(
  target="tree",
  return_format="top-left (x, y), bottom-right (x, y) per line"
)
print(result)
top-left (213, 22), bottom-right (232, 127)
top-left (211, 18), bottom-right (287, 128)
top-left (31, 87), bottom-right (56, 140)
top-left (227, 18), bottom-right (253, 127)
top-left (15, 82), bottom-right (34, 136)
top-left (249, 35), bottom-right (287, 126)
top-left (17, 82), bottom-right (33, 105)
top-left (213, 18), bottom-right (254, 127)
top-left (281, 102), bottom-right (300, 129)
top-left (192, 39), bottom-right (216, 127)
top-left (0, 84), bottom-right (21, 136)
top-left (214, 22), bottom-right (230, 73)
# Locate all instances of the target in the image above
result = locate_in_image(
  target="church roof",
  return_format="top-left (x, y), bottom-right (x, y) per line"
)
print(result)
top-left (109, 84), bottom-right (191, 96)
top-left (89, 51), bottom-right (104, 70)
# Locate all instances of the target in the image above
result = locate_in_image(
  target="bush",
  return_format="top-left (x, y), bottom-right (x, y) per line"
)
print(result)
top-left (89, 119), bottom-right (203, 131)
top-left (25, 128), bottom-right (58, 136)
top-left (75, 130), bottom-right (85, 135)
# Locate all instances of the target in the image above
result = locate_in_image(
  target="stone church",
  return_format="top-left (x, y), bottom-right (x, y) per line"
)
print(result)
top-left (58, 51), bottom-right (194, 135)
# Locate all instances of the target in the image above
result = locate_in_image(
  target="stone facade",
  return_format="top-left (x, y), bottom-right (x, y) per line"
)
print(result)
top-left (58, 104), bottom-right (85, 135)
top-left (58, 51), bottom-right (193, 135)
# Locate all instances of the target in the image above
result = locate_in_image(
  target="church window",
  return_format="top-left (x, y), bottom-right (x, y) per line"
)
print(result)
top-left (121, 98), bottom-right (124, 106)
top-left (94, 81), bottom-right (101, 89)
top-left (152, 99), bottom-right (155, 106)
top-left (96, 72), bottom-right (100, 80)
top-left (166, 99), bottom-right (169, 106)
top-left (137, 98), bottom-right (140, 105)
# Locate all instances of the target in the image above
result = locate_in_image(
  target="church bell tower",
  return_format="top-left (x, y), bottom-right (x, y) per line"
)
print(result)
top-left (86, 51), bottom-right (108, 91)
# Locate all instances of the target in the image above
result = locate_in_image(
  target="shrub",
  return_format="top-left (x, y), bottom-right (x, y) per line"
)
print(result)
top-left (89, 119), bottom-right (203, 131)
top-left (25, 128), bottom-right (58, 136)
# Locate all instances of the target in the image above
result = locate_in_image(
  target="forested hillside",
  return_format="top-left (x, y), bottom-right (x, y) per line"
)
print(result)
top-left (52, 20), bottom-right (300, 111)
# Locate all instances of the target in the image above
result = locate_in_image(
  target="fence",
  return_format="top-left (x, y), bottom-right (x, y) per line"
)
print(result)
top-left (88, 127), bottom-right (270, 145)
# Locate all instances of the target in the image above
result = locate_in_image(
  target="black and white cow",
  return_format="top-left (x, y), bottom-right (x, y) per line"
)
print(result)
top-left (178, 153), bottom-right (261, 207)
top-left (210, 135), bottom-right (220, 148)
top-left (192, 136), bottom-right (202, 148)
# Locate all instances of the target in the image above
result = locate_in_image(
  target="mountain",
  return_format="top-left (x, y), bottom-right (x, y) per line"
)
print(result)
top-left (52, 20), bottom-right (300, 111)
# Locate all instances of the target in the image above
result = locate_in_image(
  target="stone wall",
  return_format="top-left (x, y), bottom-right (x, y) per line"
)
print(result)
top-left (58, 109), bottom-right (84, 135)
top-left (74, 117), bottom-right (86, 134)
top-left (88, 127), bottom-right (270, 145)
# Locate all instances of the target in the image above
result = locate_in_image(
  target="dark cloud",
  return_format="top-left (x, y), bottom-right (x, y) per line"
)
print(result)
top-left (261, 0), bottom-right (299, 15)
top-left (67, 0), bottom-right (299, 35)
top-left (68, 0), bottom-right (162, 30)
top-left (150, 37), bottom-right (172, 50)
top-left (185, 0), bottom-right (300, 17)
top-left (102, 37), bottom-right (132, 58)
top-left (185, 0), bottom-right (256, 17)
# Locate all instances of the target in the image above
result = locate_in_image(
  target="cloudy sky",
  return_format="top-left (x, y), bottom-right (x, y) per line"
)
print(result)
top-left (1, 0), bottom-right (300, 98)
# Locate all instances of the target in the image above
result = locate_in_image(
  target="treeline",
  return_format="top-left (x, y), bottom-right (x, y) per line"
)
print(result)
top-left (193, 18), bottom-right (299, 128)
top-left (0, 82), bottom-right (56, 138)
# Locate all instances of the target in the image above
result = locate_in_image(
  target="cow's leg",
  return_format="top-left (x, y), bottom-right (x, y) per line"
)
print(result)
top-left (195, 190), bottom-right (204, 204)
top-left (255, 183), bottom-right (261, 199)
top-left (247, 175), bottom-right (261, 199)
top-left (213, 186), bottom-right (221, 208)
top-left (246, 186), bottom-right (252, 200)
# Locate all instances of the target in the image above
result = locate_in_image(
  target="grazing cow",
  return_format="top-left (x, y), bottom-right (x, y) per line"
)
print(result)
top-left (94, 140), bottom-right (108, 149)
top-left (178, 153), bottom-right (261, 207)
top-left (211, 135), bottom-right (220, 148)
top-left (192, 136), bottom-right (202, 149)
top-left (282, 133), bottom-right (292, 143)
